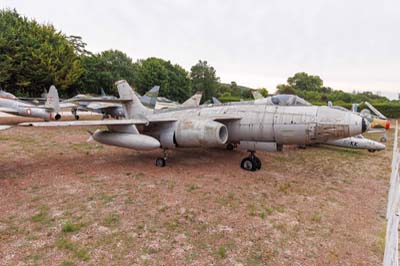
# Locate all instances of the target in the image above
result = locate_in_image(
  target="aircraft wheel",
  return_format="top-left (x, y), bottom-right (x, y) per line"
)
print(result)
top-left (253, 156), bottom-right (262, 170)
top-left (226, 143), bottom-right (235, 150)
top-left (240, 157), bottom-right (256, 171)
top-left (75, 115), bottom-right (80, 120)
top-left (155, 157), bottom-right (166, 167)
top-left (368, 149), bottom-right (376, 153)
top-left (380, 136), bottom-right (387, 143)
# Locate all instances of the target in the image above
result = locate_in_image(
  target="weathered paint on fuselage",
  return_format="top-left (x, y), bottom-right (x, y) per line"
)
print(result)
top-left (0, 97), bottom-right (55, 120)
top-left (142, 104), bottom-right (365, 146)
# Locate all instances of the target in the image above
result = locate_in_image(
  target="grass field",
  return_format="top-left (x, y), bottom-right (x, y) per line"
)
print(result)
top-left (0, 121), bottom-right (394, 265)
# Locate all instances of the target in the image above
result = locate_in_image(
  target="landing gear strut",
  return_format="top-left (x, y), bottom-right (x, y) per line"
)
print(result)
top-left (240, 151), bottom-right (262, 171)
top-left (226, 143), bottom-right (237, 150)
top-left (156, 149), bottom-right (168, 167)
top-left (71, 108), bottom-right (79, 120)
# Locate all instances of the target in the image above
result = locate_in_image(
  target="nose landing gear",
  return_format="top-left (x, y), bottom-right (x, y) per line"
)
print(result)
top-left (240, 151), bottom-right (262, 171)
top-left (155, 149), bottom-right (168, 167)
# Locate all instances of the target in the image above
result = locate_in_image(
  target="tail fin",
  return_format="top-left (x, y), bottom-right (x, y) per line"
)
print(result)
top-left (182, 91), bottom-right (203, 107)
top-left (212, 97), bottom-right (221, 105)
top-left (116, 80), bottom-right (151, 119)
top-left (45, 85), bottom-right (60, 112)
top-left (100, 88), bottom-right (107, 97)
top-left (251, 90), bottom-right (264, 100)
top-left (141, 86), bottom-right (160, 108)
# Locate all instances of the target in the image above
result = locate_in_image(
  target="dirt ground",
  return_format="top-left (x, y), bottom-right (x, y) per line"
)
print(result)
top-left (0, 117), bottom-right (394, 266)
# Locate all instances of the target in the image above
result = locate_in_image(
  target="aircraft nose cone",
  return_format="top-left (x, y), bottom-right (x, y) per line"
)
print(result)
top-left (386, 120), bottom-right (391, 130)
top-left (362, 118), bottom-right (367, 133)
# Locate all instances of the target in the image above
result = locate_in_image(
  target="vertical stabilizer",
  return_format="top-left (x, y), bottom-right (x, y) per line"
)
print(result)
top-left (182, 91), bottom-right (203, 107)
top-left (45, 85), bottom-right (60, 112)
top-left (141, 86), bottom-right (160, 108)
top-left (116, 80), bottom-right (152, 119)
top-left (212, 97), bottom-right (221, 105)
top-left (251, 90), bottom-right (264, 100)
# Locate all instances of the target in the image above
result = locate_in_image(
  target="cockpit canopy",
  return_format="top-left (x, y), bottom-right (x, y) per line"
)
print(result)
top-left (256, 94), bottom-right (311, 106)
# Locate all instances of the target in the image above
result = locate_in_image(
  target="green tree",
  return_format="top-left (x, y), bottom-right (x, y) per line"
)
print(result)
top-left (135, 57), bottom-right (191, 102)
top-left (287, 72), bottom-right (323, 92)
top-left (77, 50), bottom-right (138, 95)
top-left (190, 60), bottom-right (220, 102)
top-left (276, 84), bottom-right (298, 95)
top-left (0, 9), bottom-right (83, 96)
top-left (258, 88), bottom-right (269, 97)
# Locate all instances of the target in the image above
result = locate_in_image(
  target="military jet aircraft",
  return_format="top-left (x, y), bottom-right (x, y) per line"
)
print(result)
top-left (66, 86), bottom-right (160, 120)
top-left (0, 86), bottom-right (61, 121)
top-left (20, 80), bottom-right (367, 171)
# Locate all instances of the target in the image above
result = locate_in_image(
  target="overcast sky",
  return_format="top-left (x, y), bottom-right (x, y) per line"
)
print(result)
top-left (2, 0), bottom-right (400, 98)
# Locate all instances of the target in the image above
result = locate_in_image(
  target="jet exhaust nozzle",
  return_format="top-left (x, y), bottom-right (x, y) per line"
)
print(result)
top-left (362, 118), bottom-right (367, 133)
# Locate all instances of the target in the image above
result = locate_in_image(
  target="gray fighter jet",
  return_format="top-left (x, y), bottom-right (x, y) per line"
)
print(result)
top-left (20, 80), bottom-right (367, 171)
top-left (0, 86), bottom-right (61, 121)
top-left (66, 86), bottom-right (160, 120)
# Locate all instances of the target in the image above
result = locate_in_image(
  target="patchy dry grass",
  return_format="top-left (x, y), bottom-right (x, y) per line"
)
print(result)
top-left (0, 121), bottom-right (395, 265)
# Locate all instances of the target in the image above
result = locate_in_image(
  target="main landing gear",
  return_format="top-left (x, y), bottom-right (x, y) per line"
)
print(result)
top-left (240, 151), bottom-right (262, 171)
top-left (226, 143), bottom-right (237, 151)
top-left (71, 108), bottom-right (79, 120)
top-left (155, 149), bottom-right (168, 167)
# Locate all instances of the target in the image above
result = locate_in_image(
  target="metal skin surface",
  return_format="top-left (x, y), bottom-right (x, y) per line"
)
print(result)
top-left (0, 86), bottom-right (61, 121)
top-left (325, 135), bottom-right (385, 151)
top-left (142, 104), bottom-right (366, 148)
top-left (92, 130), bottom-right (160, 150)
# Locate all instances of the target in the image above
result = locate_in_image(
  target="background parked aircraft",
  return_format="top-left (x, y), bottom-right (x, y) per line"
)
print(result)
top-left (0, 86), bottom-right (61, 121)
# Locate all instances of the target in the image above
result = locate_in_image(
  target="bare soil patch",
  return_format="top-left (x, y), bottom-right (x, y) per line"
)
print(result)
top-left (0, 118), bottom-right (393, 265)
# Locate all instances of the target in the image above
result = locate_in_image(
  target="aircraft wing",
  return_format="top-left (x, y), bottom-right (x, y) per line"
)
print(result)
top-left (86, 102), bottom-right (121, 110)
top-left (69, 98), bottom-right (130, 103)
top-left (59, 102), bottom-right (77, 109)
top-left (19, 119), bottom-right (149, 127)
top-left (0, 107), bottom-right (19, 114)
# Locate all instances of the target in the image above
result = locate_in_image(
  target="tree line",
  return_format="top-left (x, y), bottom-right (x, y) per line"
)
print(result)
top-left (0, 9), bottom-right (252, 103)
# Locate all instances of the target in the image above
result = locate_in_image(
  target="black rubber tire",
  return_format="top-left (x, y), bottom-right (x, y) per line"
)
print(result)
top-left (75, 115), bottom-right (80, 120)
top-left (368, 149), bottom-right (376, 153)
top-left (380, 137), bottom-right (387, 143)
top-left (253, 156), bottom-right (262, 170)
top-left (241, 157), bottom-right (256, 171)
top-left (155, 157), bottom-right (166, 167)
top-left (226, 143), bottom-right (235, 150)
